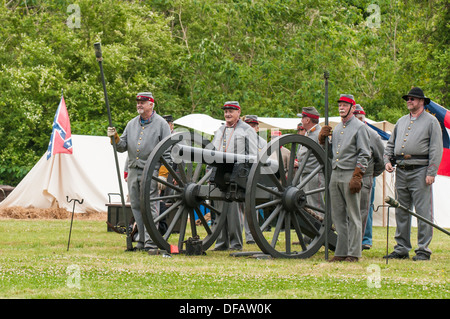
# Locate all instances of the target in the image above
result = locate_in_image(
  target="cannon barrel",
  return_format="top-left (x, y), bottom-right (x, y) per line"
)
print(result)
top-left (140, 131), bottom-right (336, 258)
top-left (171, 144), bottom-right (279, 171)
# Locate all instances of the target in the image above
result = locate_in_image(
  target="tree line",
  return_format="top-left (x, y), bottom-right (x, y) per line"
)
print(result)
top-left (0, 0), bottom-right (448, 185)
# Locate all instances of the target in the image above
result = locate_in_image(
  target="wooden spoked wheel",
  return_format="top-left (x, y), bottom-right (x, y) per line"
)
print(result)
top-left (140, 132), bottom-right (226, 253)
top-left (245, 134), bottom-right (335, 258)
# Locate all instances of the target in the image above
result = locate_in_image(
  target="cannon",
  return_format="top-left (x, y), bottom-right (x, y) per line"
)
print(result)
top-left (140, 131), bottom-right (337, 258)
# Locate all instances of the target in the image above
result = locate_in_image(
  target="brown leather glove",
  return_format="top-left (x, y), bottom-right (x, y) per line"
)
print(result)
top-left (318, 125), bottom-right (332, 145)
top-left (113, 133), bottom-right (120, 144)
top-left (349, 167), bottom-right (364, 194)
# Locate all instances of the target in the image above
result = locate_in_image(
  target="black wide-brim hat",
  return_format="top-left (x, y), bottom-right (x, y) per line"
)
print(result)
top-left (402, 87), bottom-right (430, 105)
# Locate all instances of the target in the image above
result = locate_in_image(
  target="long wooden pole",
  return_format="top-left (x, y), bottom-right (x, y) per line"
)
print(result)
top-left (94, 42), bottom-right (133, 251)
top-left (323, 71), bottom-right (330, 260)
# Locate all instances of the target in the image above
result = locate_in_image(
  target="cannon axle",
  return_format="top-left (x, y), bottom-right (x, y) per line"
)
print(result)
top-left (182, 183), bottom-right (202, 208)
top-left (282, 186), bottom-right (307, 212)
top-left (140, 132), bottom-right (336, 258)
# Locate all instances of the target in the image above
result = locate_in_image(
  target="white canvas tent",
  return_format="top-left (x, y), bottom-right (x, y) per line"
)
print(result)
top-left (174, 113), bottom-right (450, 228)
top-left (174, 113), bottom-right (225, 136)
top-left (3, 118), bottom-right (448, 228)
top-left (0, 135), bottom-right (128, 214)
top-left (372, 170), bottom-right (450, 228)
top-left (174, 114), bottom-right (394, 134)
top-left (256, 116), bottom-right (394, 132)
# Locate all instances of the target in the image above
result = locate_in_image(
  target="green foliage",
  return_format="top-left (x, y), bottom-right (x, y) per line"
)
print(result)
top-left (0, 0), bottom-right (448, 185)
top-left (0, 0), bottom-right (184, 184)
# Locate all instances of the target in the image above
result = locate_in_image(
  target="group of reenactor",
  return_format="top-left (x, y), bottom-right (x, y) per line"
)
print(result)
top-left (108, 86), bottom-right (442, 262)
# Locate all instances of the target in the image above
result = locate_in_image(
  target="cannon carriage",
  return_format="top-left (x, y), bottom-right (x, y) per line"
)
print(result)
top-left (140, 131), bottom-right (336, 258)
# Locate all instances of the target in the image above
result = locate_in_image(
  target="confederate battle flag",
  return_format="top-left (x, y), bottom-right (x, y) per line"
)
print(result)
top-left (46, 94), bottom-right (73, 159)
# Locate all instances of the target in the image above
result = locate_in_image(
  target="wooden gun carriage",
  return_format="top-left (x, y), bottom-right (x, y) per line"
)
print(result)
top-left (140, 131), bottom-right (336, 258)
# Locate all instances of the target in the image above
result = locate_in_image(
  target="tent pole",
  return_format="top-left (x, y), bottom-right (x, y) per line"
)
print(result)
top-left (383, 122), bottom-right (387, 227)
top-left (383, 172), bottom-right (386, 226)
top-left (94, 43), bottom-right (133, 251)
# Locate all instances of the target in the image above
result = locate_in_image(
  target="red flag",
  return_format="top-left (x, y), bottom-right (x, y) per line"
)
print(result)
top-left (425, 101), bottom-right (450, 176)
top-left (46, 95), bottom-right (73, 159)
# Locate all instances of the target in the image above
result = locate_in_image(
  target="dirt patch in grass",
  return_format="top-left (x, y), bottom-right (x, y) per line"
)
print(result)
top-left (0, 206), bottom-right (106, 220)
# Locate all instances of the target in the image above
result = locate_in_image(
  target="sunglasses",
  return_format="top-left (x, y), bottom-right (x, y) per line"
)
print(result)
top-left (406, 97), bottom-right (415, 101)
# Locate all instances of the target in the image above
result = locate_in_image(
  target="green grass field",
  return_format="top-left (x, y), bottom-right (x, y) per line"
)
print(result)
top-left (0, 218), bottom-right (448, 300)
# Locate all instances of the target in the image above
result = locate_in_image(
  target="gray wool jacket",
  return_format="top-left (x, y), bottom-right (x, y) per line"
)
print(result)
top-left (116, 111), bottom-right (171, 169)
top-left (297, 124), bottom-right (322, 174)
top-left (383, 110), bottom-right (443, 176)
top-left (211, 119), bottom-right (258, 158)
top-left (330, 116), bottom-right (371, 172)
top-left (364, 123), bottom-right (386, 177)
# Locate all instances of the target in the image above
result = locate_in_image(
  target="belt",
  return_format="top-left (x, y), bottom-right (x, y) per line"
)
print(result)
top-left (394, 155), bottom-right (429, 161)
top-left (397, 164), bottom-right (427, 171)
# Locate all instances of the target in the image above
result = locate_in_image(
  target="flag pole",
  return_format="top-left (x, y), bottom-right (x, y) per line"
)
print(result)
top-left (94, 42), bottom-right (133, 251)
top-left (323, 71), bottom-right (330, 261)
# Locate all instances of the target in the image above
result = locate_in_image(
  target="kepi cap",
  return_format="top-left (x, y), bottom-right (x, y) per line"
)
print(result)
top-left (337, 94), bottom-right (356, 106)
top-left (136, 92), bottom-right (154, 102)
top-left (354, 104), bottom-right (365, 115)
top-left (299, 106), bottom-right (320, 119)
top-left (244, 115), bottom-right (259, 125)
top-left (222, 101), bottom-right (241, 110)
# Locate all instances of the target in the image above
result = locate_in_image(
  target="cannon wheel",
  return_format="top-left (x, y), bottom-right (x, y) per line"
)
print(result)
top-left (245, 134), bottom-right (334, 258)
top-left (140, 131), bottom-right (226, 253)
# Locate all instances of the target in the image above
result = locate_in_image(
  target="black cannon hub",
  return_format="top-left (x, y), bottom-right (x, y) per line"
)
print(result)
top-left (182, 183), bottom-right (202, 208)
top-left (281, 186), bottom-right (307, 212)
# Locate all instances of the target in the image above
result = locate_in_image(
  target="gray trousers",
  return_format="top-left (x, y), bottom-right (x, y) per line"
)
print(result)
top-left (394, 167), bottom-right (433, 256)
top-left (330, 168), bottom-right (362, 258)
top-left (301, 172), bottom-right (325, 216)
top-left (360, 174), bottom-right (374, 239)
top-left (127, 167), bottom-right (159, 249)
top-left (243, 211), bottom-right (254, 242)
top-left (214, 201), bottom-right (244, 250)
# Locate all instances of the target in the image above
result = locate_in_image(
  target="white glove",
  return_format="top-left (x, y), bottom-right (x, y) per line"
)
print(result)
top-left (107, 127), bottom-right (117, 137)
top-left (158, 176), bottom-right (167, 191)
top-left (107, 127), bottom-right (120, 144)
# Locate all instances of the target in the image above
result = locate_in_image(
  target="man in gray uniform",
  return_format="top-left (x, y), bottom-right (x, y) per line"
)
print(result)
top-left (296, 106), bottom-right (325, 213)
top-left (244, 115), bottom-right (267, 152)
top-left (353, 105), bottom-right (385, 245)
top-left (243, 115), bottom-right (267, 244)
top-left (384, 87), bottom-right (442, 261)
top-left (212, 101), bottom-right (258, 251)
top-left (108, 92), bottom-right (171, 251)
top-left (319, 94), bottom-right (371, 262)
